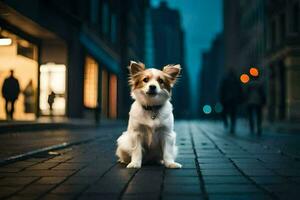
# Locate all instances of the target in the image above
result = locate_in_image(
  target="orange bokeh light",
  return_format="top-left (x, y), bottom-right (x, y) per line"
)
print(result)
top-left (240, 74), bottom-right (250, 84)
top-left (249, 67), bottom-right (259, 77)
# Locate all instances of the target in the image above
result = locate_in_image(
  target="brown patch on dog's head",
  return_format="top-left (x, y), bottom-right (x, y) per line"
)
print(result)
top-left (128, 61), bottom-right (145, 89)
top-left (162, 64), bottom-right (181, 87)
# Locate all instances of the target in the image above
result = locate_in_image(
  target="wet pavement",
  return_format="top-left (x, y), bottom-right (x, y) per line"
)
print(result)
top-left (0, 121), bottom-right (299, 199)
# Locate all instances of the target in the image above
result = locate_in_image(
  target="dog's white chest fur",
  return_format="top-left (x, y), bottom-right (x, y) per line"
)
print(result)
top-left (129, 101), bottom-right (173, 130)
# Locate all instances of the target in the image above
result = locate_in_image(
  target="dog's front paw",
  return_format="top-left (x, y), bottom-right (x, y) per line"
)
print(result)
top-left (165, 162), bottom-right (182, 169)
top-left (126, 162), bottom-right (141, 168)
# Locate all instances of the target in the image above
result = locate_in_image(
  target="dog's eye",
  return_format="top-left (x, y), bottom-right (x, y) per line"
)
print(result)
top-left (143, 77), bottom-right (149, 83)
top-left (158, 78), bottom-right (164, 84)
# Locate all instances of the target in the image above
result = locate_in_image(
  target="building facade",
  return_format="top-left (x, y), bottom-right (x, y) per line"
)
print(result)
top-left (223, 0), bottom-right (300, 122)
top-left (0, 0), bottom-right (149, 121)
top-left (265, 0), bottom-right (300, 121)
top-left (150, 2), bottom-right (190, 118)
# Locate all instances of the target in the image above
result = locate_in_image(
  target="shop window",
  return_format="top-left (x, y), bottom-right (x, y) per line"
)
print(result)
top-left (84, 56), bottom-right (98, 108)
top-left (109, 74), bottom-right (117, 119)
top-left (40, 63), bottom-right (66, 115)
top-left (101, 69), bottom-right (108, 117)
top-left (0, 29), bottom-right (38, 120)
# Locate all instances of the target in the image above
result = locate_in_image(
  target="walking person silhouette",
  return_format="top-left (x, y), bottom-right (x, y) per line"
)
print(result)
top-left (219, 69), bottom-right (243, 134)
top-left (1, 70), bottom-right (20, 120)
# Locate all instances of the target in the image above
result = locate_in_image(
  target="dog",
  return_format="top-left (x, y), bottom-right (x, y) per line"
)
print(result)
top-left (116, 61), bottom-right (182, 169)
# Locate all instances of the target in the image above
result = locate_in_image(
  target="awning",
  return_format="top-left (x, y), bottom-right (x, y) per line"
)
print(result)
top-left (79, 29), bottom-right (121, 74)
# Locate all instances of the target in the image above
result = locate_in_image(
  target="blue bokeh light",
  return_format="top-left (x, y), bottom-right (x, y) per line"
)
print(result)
top-left (203, 105), bottom-right (212, 114)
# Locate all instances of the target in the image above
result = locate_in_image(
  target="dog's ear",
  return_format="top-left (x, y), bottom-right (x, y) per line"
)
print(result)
top-left (163, 64), bottom-right (181, 86)
top-left (128, 61), bottom-right (145, 76)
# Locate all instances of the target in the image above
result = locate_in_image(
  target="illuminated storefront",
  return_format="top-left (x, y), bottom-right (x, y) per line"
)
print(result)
top-left (40, 63), bottom-right (66, 115)
top-left (0, 29), bottom-right (38, 120)
top-left (84, 56), bottom-right (98, 109)
top-left (83, 56), bottom-right (118, 119)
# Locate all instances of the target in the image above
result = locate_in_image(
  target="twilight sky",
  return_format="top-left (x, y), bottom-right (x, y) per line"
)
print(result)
top-left (151, 0), bottom-right (223, 112)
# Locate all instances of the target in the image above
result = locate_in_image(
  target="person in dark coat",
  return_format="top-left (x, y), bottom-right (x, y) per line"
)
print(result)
top-left (219, 69), bottom-right (243, 133)
top-left (1, 70), bottom-right (20, 120)
top-left (48, 91), bottom-right (56, 116)
top-left (246, 77), bottom-right (266, 135)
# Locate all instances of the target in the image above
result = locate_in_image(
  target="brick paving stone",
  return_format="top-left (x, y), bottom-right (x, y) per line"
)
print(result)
top-left (0, 186), bottom-right (23, 198)
top-left (18, 169), bottom-right (75, 177)
top-left (27, 162), bottom-right (60, 170)
top-left (125, 183), bottom-right (161, 194)
top-left (290, 177), bottom-right (300, 183)
top-left (205, 184), bottom-right (261, 194)
top-left (18, 184), bottom-right (55, 195)
top-left (197, 158), bottom-right (231, 164)
top-left (241, 169), bottom-right (276, 176)
top-left (202, 176), bottom-right (250, 184)
top-left (199, 163), bottom-right (235, 169)
top-left (162, 195), bottom-right (204, 200)
top-left (163, 185), bottom-right (202, 195)
top-left (85, 182), bottom-right (126, 194)
top-left (6, 195), bottom-right (35, 200)
top-left (250, 176), bottom-right (289, 184)
top-left (0, 167), bottom-right (23, 173)
top-left (63, 176), bottom-right (98, 185)
top-left (209, 194), bottom-right (273, 200)
top-left (40, 194), bottom-right (77, 200)
top-left (78, 194), bottom-right (119, 200)
top-left (122, 194), bottom-right (160, 200)
top-left (274, 168), bottom-right (300, 176)
top-left (50, 184), bottom-right (87, 194)
top-left (0, 177), bottom-right (39, 185)
top-left (35, 177), bottom-right (67, 185)
top-left (4, 161), bottom-right (35, 168)
top-left (164, 177), bottom-right (200, 185)
top-left (52, 163), bottom-right (86, 170)
top-left (262, 183), bottom-right (300, 193)
top-left (165, 169), bottom-right (198, 177)
top-left (200, 169), bottom-right (242, 176)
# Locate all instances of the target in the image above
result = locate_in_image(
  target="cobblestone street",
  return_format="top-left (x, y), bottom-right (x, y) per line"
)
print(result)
top-left (0, 121), bottom-right (299, 200)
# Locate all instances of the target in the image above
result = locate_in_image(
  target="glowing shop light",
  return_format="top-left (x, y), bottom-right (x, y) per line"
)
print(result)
top-left (203, 105), bottom-right (212, 114)
top-left (0, 38), bottom-right (12, 46)
top-left (240, 74), bottom-right (250, 84)
top-left (249, 67), bottom-right (259, 77)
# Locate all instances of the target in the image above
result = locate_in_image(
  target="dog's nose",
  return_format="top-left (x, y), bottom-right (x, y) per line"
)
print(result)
top-left (149, 85), bottom-right (156, 91)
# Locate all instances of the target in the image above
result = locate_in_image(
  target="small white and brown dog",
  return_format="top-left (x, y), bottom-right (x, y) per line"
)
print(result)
top-left (116, 61), bottom-right (182, 169)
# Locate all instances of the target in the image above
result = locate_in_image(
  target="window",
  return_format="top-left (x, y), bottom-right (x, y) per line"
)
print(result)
top-left (84, 56), bottom-right (98, 108)
top-left (101, 69), bottom-right (108, 117)
top-left (102, 3), bottom-right (110, 35)
top-left (293, 3), bottom-right (299, 32)
top-left (111, 13), bottom-right (117, 43)
top-left (109, 74), bottom-right (117, 119)
top-left (280, 13), bottom-right (286, 42)
top-left (271, 20), bottom-right (276, 48)
top-left (90, 0), bottom-right (99, 24)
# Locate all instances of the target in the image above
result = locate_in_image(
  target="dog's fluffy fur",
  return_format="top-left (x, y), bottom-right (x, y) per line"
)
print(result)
top-left (116, 61), bottom-right (182, 168)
